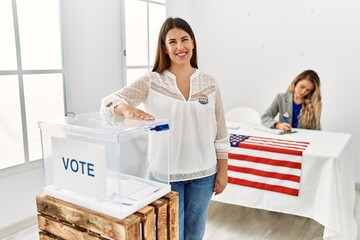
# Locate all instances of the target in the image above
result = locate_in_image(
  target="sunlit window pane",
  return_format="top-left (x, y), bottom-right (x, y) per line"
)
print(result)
top-left (16, 0), bottom-right (62, 70)
top-left (125, 0), bottom-right (148, 66)
top-left (0, 0), bottom-right (17, 70)
top-left (149, 3), bottom-right (166, 65)
top-left (0, 76), bottom-right (25, 169)
top-left (23, 74), bottom-right (65, 161)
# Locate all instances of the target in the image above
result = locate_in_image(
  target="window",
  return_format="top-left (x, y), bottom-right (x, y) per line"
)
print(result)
top-left (124, 0), bottom-right (166, 85)
top-left (0, 0), bottom-right (65, 175)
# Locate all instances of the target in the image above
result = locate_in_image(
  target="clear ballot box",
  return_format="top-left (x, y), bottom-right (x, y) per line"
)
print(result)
top-left (38, 111), bottom-right (171, 219)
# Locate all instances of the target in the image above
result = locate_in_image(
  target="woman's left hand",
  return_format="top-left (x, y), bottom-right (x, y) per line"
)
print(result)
top-left (214, 167), bottom-right (228, 195)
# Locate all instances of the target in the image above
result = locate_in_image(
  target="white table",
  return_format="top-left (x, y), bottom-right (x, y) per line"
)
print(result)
top-left (212, 126), bottom-right (357, 240)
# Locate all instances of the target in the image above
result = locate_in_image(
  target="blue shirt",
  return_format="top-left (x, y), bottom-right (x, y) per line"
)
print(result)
top-left (292, 101), bottom-right (302, 128)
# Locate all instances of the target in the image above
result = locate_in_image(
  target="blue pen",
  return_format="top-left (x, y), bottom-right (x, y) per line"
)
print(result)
top-left (284, 116), bottom-right (288, 123)
top-left (283, 112), bottom-right (289, 123)
top-left (283, 112), bottom-right (291, 133)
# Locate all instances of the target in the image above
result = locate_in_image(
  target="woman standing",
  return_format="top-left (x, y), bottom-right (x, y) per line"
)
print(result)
top-left (101, 17), bottom-right (229, 240)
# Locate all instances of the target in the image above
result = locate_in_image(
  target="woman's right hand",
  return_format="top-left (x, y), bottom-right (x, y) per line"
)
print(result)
top-left (114, 104), bottom-right (155, 121)
top-left (275, 122), bottom-right (292, 131)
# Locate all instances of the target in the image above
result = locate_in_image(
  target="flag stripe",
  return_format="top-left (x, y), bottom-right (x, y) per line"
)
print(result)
top-left (230, 147), bottom-right (303, 163)
top-left (228, 170), bottom-right (300, 189)
top-left (240, 140), bottom-right (307, 150)
top-left (228, 177), bottom-right (299, 196)
top-left (228, 153), bottom-right (302, 169)
top-left (228, 165), bottom-right (300, 182)
top-left (229, 159), bottom-right (301, 176)
top-left (238, 143), bottom-right (304, 156)
top-left (245, 135), bottom-right (310, 145)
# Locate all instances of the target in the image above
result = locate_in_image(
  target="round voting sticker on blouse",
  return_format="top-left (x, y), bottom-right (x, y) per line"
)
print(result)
top-left (198, 94), bottom-right (208, 105)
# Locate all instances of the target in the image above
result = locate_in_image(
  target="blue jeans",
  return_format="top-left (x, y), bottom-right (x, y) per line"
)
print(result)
top-left (171, 174), bottom-right (216, 240)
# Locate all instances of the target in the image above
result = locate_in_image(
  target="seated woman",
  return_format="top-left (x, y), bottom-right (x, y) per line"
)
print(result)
top-left (261, 69), bottom-right (322, 131)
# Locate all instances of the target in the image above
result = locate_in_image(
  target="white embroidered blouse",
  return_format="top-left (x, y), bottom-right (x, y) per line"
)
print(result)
top-left (100, 69), bottom-right (229, 182)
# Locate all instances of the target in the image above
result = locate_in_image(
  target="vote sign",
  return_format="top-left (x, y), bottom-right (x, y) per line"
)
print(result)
top-left (52, 137), bottom-right (107, 200)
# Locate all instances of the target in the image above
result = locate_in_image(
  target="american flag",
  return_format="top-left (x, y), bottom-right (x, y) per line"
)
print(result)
top-left (228, 134), bottom-right (310, 196)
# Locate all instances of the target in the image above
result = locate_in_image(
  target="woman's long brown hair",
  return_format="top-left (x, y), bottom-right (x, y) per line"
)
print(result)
top-left (152, 17), bottom-right (198, 73)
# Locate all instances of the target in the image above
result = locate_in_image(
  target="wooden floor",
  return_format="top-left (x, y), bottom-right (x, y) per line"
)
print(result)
top-left (4, 191), bottom-right (360, 240)
top-left (204, 190), bottom-right (360, 240)
top-left (204, 201), bottom-right (324, 240)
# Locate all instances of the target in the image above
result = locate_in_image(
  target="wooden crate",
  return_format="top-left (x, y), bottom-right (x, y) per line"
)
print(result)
top-left (36, 192), bottom-right (178, 240)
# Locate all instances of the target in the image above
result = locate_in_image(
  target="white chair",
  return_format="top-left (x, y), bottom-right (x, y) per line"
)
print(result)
top-left (225, 107), bottom-right (261, 125)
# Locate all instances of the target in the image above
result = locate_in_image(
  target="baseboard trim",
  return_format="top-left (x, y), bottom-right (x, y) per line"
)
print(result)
top-left (356, 183), bottom-right (360, 191)
top-left (0, 215), bottom-right (37, 239)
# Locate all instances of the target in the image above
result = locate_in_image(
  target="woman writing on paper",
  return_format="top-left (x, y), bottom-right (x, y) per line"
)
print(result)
top-left (261, 69), bottom-right (322, 131)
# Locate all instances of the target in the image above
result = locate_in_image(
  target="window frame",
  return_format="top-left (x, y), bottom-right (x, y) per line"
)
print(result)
top-left (122, 0), bottom-right (167, 85)
top-left (0, 0), bottom-right (66, 177)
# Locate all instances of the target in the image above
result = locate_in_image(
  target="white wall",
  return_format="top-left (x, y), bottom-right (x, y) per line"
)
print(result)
top-left (62, 0), bottom-right (124, 113)
top-left (168, 0), bottom-right (360, 183)
top-left (0, 167), bottom-right (43, 238)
